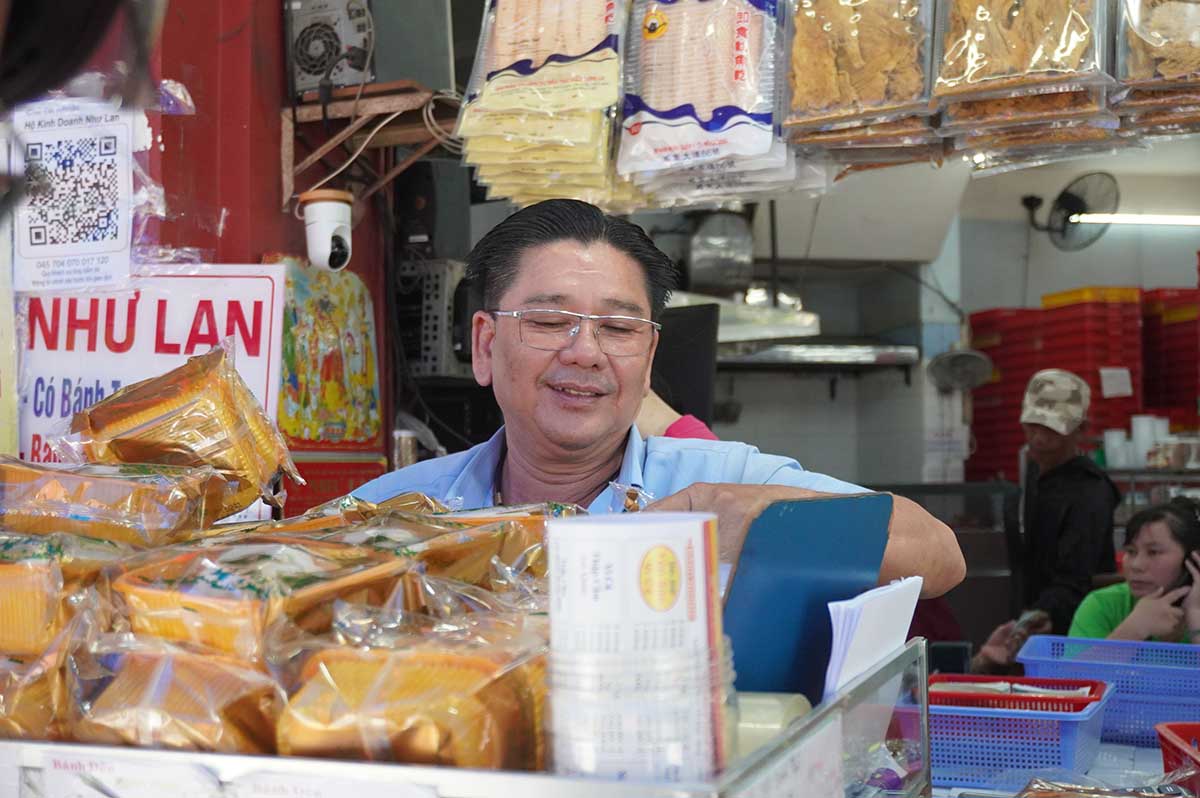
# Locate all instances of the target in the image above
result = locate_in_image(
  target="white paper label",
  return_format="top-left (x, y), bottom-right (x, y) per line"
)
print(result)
top-left (741, 712), bottom-right (844, 798)
top-left (230, 771), bottom-right (436, 798)
top-left (0, 743), bottom-right (20, 798)
top-left (42, 752), bottom-right (221, 798)
top-left (1100, 367), bottom-right (1134, 399)
top-left (11, 98), bottom-right (133, 293)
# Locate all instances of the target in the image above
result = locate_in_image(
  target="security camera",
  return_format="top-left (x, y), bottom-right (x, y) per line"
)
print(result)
top-left (298, 189), bottom-right (354, 271)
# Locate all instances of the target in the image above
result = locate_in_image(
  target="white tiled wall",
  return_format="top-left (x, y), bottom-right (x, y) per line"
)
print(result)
top-left (712, 373), bottom-right (861, 484)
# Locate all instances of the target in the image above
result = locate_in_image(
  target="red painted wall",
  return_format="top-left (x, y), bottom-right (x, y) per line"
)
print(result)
top-left (150, 0), bottom-right (391, 461)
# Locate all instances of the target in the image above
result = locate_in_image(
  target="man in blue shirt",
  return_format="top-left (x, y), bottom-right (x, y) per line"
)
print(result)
top-left (357, 200), bottom-right (965, 597)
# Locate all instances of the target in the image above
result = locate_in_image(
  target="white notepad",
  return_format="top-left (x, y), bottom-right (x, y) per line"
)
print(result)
top-left (822, 576), bottom-right (923, 702)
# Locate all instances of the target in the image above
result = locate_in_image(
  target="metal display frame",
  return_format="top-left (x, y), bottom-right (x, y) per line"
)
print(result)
top-left (0, 641), bottom-right (928, 798)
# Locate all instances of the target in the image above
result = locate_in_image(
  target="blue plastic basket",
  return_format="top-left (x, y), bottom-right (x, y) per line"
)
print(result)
top-left (928, 680), bottom-right (1111, 789)
top-left (1017, 635), bottom-right (1200, 747)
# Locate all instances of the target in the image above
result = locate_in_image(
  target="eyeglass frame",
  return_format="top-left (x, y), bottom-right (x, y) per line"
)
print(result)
top-left (487, 308), bottom-right (662, 357)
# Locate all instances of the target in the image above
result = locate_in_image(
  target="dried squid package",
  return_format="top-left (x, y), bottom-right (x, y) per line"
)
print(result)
top-left (934, 0), bottom-right (1112, 101)
top-left (939, 87), bottom-right (1114, 134)
top-left (0, 532), bottom-right (130, 655)
top-left (275, 618), bottom-right (547, 770)
top-left (786, 0), bottom-right (935, 129)
top-left (0, 458), bottom-right (226, 547)
top-left (618, 0), bottom-right (786, 174)
top-left (67, 635), bottom-right (285, 753)
top-left (791, 115), bottom-right (939, 146)
top-left (111, 539), bottom-right (410, 662)
top-left (954, 119), bottom-right (1121, 153)
top-left (52, 345), bottom-right (302, 520)
top-left (1119, 0), bottom-right (1200, 89)
top-left (465, 0), bottom-right (629, 114)
top-left (1112, 87), bottom-right (1200, 113)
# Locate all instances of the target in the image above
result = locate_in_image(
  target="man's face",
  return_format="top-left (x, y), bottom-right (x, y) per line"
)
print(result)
top-left (1022, 422), bottom-right (1078, 469)
top-left (471, 239), bottom-right (657, 456)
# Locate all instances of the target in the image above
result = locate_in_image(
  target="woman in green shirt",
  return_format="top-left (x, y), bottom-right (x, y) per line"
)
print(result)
top-left (1069, 497), bottom-right (1200, 643)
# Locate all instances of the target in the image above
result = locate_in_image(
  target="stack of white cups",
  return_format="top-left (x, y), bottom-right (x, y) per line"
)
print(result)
top-left (546, 512), bottom-right (734, 783)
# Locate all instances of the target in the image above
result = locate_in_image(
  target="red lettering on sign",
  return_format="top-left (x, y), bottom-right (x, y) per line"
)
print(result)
top-left (66, 298), bottom-right (100, 352)
top-left (185, 300), bottom-right (219, 354)
top-left (104, 295), bottom-right (138, 354)
top-left (27, 297), bottom-right (59, 350)
top-left (225, 300), bottom-right (263, 357)
top-left (154, 299), bottom-right (181, 354)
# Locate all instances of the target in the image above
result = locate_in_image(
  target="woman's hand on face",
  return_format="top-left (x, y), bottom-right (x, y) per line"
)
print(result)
top-left (1120, 585), bottom-right (1190, 640)
top-left (1182, 551), bottom-right (1200, 631)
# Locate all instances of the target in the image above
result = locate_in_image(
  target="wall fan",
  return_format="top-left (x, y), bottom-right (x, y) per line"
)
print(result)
top-left (1021, 172), bottom-right (1120, 252)
top-left (927, 349), bottom-right (994, 394)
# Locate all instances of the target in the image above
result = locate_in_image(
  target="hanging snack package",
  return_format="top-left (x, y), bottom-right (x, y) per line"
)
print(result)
top-left (0, 458), bottom-right (226, 547)
top-left (457, 104), bottom-right (608, 146)
top-left (1119, 0), bottom-right (1200, 89)
top-left (939, 87), bottom-right (1114, 134)
top-left (786, 0), bottom-right (935, 129)
top-left (953, 119), bottom-right (1121, 153)
top-left (968, 142), bottom-right (1134, 175)
top-left (934, 0), bottom-right (1112, 101)
top-left (51, 345), bottom-right (302, 521)
top-left (618, 0), bottom-right (785, 174)
top-left (1123, 104), bottom-right (1200, 129)
top-left (1112, 87), bottom-right (1200, 114)
top-left (0, 532), bottom-right (130, 655)
top-left (111, 539), bottom-right (410, 662)
top-left (465, 0), bottom-right (628, 114)
top-left (275, 623), bottom-right (547, 769)
top-left (791, 116), bottom-right (940, 146)
top-left (67, 635), bottom-right (285, 753)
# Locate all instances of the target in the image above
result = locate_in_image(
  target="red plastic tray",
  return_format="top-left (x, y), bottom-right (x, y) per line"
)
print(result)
top-left (930, 676), bottom-right (1107, 713)
top-left (1157, 722), bottom-right (1200, 795)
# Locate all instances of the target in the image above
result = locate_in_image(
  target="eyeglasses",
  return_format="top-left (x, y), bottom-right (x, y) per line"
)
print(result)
top-left (489, 309), bottom-right (661, 357)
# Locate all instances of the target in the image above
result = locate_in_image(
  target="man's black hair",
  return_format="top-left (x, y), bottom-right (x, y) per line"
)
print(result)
top-left (465, 199), bottom-right (678, 318)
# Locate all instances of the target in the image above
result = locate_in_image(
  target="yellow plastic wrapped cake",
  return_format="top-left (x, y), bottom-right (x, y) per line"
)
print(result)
top-left (0, 458), bottom-right (226, 547)
top-left (277, 647), bottom-right (542, 769)
top-left (69, 643), bottom-right (285, 753)
top-left (59, 346), bottom-right (302, 520)
top-left (112, 540), bottom-right (410, 661)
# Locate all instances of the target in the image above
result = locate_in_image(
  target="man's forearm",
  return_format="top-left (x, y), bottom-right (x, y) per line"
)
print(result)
top-left (879, 495), bottom-right (966, 598)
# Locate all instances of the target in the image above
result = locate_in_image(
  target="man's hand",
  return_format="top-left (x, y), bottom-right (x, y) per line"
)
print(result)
top-left (647, 483), bottom-right (966, 598)
top-left (647, 482), bottom-right (829, 565)
top-left (1113, 586), bottom-right (1190, 640)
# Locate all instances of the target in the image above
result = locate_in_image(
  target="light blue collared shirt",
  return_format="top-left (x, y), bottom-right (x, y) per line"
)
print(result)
top-left (354, 426), bottom-right (865, 512)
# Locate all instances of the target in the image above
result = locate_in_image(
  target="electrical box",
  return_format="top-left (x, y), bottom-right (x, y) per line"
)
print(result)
top-left (396, 259), bottom-right (473, 379)
top-left (285, 0), bottom-right (373, 96)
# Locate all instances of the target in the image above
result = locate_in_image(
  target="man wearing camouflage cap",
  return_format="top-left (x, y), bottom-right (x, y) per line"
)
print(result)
top-left (1019, 369), bottom-right (1121, 635)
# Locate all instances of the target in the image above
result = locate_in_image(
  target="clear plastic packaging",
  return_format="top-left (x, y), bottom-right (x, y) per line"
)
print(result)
top-left (618, 0), bottom-right (785, 174)
top-left (1118, 0), bottom-right (1200, 90)
top-left (111, 539), bottom-right (410, 662)
top-left (275, 625), bottom-right (547, 769)
top-left (967, 140), bottom-right (1142, 176)
top-left (457, 105), bottom-right (609, 146)
top-left (464, 0), bottom-right (629, 114)
top-left (785, 0), bottom-right (935, 129)
top-left (1123, 104), bottom-right (1200, 129)
top-left (0, 624), bottom-right (75, 740)
top-left (0, 532), bottom-right (130, 654)
top-left (953, 119), bottom-right (1121, 152)
top-left (934, 0), bottom-right (1112, 101)
top-left (67, 634), bottom-right (285, 753)
top-left (51, 345), bottom-right (303, 520)
top-left (0, 457), bottom-right (227, 547)
top-left (1112, 87), bottom-right (1200, 114)
top-left (939, 87), bottom-right (1114, 134)
top-left (791, 116), bottom-right (939, 146)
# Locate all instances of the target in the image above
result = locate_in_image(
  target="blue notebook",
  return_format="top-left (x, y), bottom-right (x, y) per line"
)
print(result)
top-left (723, 493), bottom-right (893, 704)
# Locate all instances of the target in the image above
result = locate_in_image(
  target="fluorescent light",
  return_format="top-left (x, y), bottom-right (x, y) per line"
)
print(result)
top-left (1069, 213), bottom-right (1200, 226)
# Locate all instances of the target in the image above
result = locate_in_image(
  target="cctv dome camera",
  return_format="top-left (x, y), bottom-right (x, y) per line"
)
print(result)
top-left (298, 189), bottom-right (354, 271)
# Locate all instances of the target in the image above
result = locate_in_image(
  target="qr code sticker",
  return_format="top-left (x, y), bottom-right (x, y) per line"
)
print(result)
top-left (24, 135), bottom-right (121, 247)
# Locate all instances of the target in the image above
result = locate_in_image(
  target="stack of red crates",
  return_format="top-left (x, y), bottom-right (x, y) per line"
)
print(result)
top-left (1152, 289), bottom-right (1200, 412)
top-left (1040, 287), bottom-right (1144, 433)
top-left (966, 288), bottom-right (1145, 482)
top-left (966, 309), bottom-right (1043, 481)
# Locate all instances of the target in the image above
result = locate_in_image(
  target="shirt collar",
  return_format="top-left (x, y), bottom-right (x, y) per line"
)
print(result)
top-left (448, 425), bottom-right (647, 513)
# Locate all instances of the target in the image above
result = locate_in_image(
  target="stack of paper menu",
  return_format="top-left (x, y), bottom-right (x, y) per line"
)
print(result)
top-left (822, 576), bottom-right (923, 702)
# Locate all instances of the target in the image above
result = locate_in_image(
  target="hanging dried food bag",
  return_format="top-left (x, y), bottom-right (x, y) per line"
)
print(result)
top-left (934, 0), bottom-right (1113, 101)
top-left (786, 0), bottom-right (935, 129)
top-left (618, 0), bottom-right (785, 174)
top-left (1112, 87), bottom-right (1200, 114)
top-left (939, 87), bottom-right (1114, 135)
top-left (463, 0), bottom-right (630, 114)
top-left (1118, 0), bottom-right (1200, 89)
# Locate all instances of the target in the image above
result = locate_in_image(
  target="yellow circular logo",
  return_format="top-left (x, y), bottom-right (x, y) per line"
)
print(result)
top-left (642, 9), bottom-right (668, 39)
top-left (639, 545), bottom-right (681, 612)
